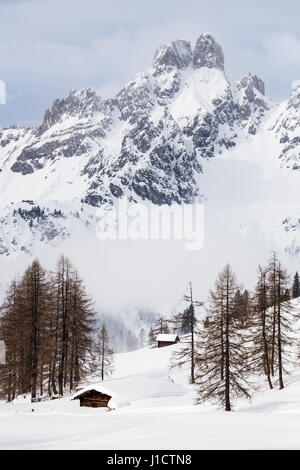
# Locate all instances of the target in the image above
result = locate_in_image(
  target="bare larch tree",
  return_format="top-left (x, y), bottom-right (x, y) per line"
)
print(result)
top-left (196, 265), bottom-right (251, 411)
top-left (171, 282), bottom-right (201, 384)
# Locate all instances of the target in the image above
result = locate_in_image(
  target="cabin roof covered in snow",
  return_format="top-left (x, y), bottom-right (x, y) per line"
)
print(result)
top-left (74, 388), bottom-right (112, 399)
top-left (156, 334), bottom-right (179, 342)
top-left (73, 384), bottom-right (114, 400)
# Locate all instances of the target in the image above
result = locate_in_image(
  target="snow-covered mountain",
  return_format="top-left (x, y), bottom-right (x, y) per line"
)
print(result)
top-left (0, 34), bottom-right (272, 211)
top-left (0, 33), bottom-right (300, 305)
top-left (269, 84), bottom-right (300, 169)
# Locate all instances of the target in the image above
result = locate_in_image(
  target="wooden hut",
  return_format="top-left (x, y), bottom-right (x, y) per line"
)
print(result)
top-left (156, 334), bottom-right (180, 348)
top-left (74, 388), bottom-right (112, 408)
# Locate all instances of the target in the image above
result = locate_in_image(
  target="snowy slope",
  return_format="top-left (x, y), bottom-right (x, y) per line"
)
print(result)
top-left (1, 32), bottom-right (300, 320)
top-left (1, 309), bottom-right (300, 450)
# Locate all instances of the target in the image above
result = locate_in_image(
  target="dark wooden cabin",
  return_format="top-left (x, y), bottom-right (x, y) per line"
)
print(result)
top-left (156, 334), bottom-right (180, 348)
top-left (74, 389), bottom-right (112, 408)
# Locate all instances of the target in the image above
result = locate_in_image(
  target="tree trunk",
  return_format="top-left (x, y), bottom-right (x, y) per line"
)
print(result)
top-left (277, 277), bottom-right (284, 389)
top-left (101, 340), bottom-right (104, 381)
top-left (262, 319), bottom-right (273, 390)
top-left (270, 257), bottom-right (277, 377)
top-left (225, 280), bottom-right (231, 411)
top-left (190, 284), bottom-right (195, 384)
top-left (220, 303), bottom-right (224, 381)
top-left (31, 272), bottom-right (39, 400)
top-left (261, 278), bottom-right (273, 390)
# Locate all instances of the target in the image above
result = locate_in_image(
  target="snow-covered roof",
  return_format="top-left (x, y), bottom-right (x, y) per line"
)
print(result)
top-left (73, 385), bottom-right (113, 400)
top-left (156, 334), bottom-right (179, 342)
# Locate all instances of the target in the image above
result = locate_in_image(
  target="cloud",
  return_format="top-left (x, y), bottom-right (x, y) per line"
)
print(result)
top-left (1, 0), bottom-right (300, 126)
top-left (0, 81), bottom-right (6, 104)
top-left (264, 33), bottom-right (300, 66)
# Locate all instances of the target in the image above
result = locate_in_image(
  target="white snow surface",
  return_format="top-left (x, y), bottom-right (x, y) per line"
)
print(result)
top-left (156, 333), bottom-right (178, 342)
top-left (169, 67), bottom-right (229, 122)
top-left (1, 301), bottom-right (300, 450)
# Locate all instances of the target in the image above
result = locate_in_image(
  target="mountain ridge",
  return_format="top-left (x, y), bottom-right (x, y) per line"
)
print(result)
top-left (0, 34), bottom-right (273, 207)
top-left (0, 32), bottom-right (299, 263)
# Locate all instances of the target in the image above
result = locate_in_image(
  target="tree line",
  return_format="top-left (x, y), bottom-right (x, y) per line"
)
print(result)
top-left (0, 255), bottom-right (114, 402)
top-left (1, 251), bottom-right (299, 410)
top-left (148, 252), bottom-right (299, 411)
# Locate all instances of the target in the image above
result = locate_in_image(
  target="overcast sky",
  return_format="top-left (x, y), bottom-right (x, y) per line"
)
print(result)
top-left (0, 0), bottom-right (300, 127)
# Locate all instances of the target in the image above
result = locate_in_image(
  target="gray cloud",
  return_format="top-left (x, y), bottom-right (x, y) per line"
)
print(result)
top-left (0, 0), bottom-right (300, 126)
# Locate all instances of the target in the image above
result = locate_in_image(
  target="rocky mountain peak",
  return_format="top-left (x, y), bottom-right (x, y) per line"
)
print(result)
top-left (237, 73), bottom-right (265, 96)
top-left (233, 73), bottom-right (269, 135)
top-left (288, 85), bottom-right (300, 109)
top-left (192, 33), bottom-right (224, 71)
top-left (153, 34), bottom-right (225, 72)
top-left (152, 39), bottom-right (192, 71)
top-left (38, 87), bottom-right (103, 134)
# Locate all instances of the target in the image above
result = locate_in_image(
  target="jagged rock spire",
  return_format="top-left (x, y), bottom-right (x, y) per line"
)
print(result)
top-left (237, 73), bottom-right (265, 96)
top-left (153, 39), bottom-right (192, 70)
top-left (153, 33), bottom-right (225, 72)
top-left (193, 33), bottom-right (224, 70)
